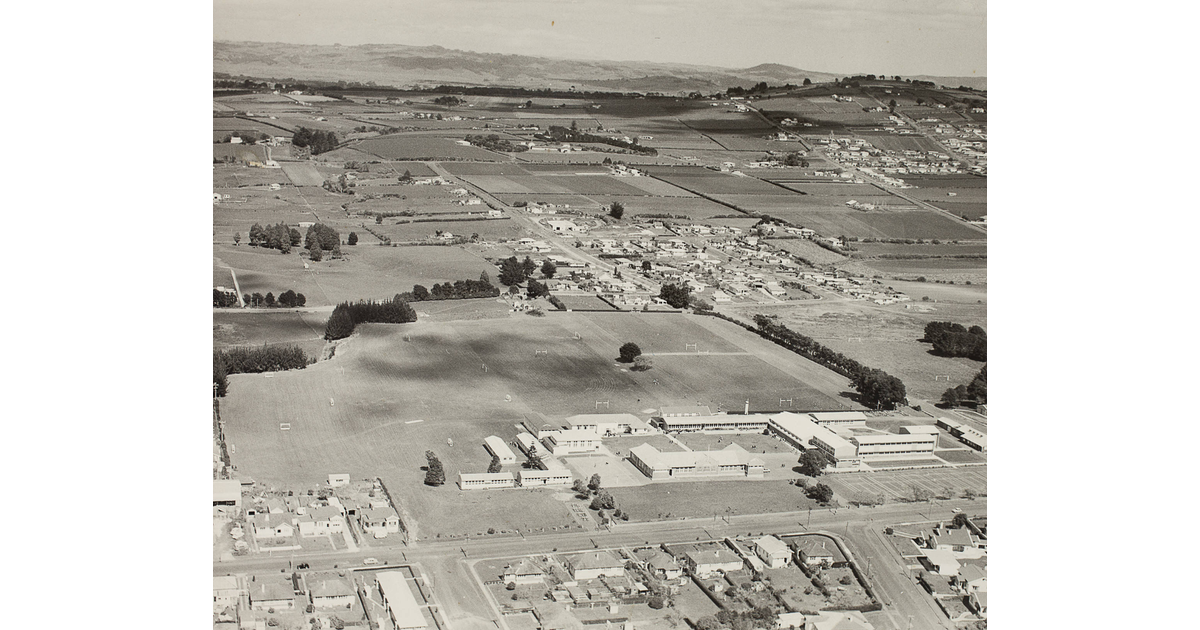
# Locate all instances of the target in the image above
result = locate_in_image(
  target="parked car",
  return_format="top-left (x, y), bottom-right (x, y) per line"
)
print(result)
top-left (363, 558), bottom-right (380, 566)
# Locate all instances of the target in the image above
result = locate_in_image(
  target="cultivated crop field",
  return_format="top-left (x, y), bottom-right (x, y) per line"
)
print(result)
top-left (762, 238), bottom-right (847, 265)
top-left (856, 134), bottom-right (944, 153)
top-left (645, 170), bottom-right (794, 195)
top-left (751, 208), bottom-right (986, 241)
top-left (904, 175), bottom-right (987, 189)
top-left (356, 136), bottom-right (505, 160)
top-left (373, 219), bottom-right (522, 242)
top-left (854, 243), bottom-right (987, 256)
top-left (922, 201), bottom-right (987, 220)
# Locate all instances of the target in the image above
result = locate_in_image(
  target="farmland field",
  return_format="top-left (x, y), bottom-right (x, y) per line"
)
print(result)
top-left (859, 257), bottom-right (987, 274)
top-left (855, 134), bottom-right (944, 153)
top-left (645, 170), bottom-right (794, 195)
top-left (723, 299), bottom-right (986, 402)
top-left (213, 310), bottom-right (329, 358)
top-left (762, 238), bottom-right (847, 265)
top-left (280, 162), bottom-right (326, 186)
top-left (356, 136), bottom-right (506, 160)
top-left (854, 243), bottom-right (987, 256)
top-left (214, 243), bottom-right (500, 307)
top-left (922, 201), bottom-right (987, 220)
top-left (748, 208), bottom-right (987, 240)
top-left (904, 175), bottom-right (987, 189)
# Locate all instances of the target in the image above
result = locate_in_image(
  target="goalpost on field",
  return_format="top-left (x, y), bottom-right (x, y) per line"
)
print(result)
top-left (595, 401), bottom-right (610, 410)
top-left (573, 332), bottom-right (582, 340)
top-left (934, 375), bottom-right (951, 381)
top-left (685, 343), bottom-right (698, 353)
top-left (535, 350), bottom-right (548, 356)
top-left (779, 398), bottom-right (793, 408)
top-left (279, 423), bottom-right (291, 431)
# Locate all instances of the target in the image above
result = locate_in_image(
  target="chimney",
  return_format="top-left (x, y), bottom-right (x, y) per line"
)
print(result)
top-left (745, 400), bottom-right (750, 414)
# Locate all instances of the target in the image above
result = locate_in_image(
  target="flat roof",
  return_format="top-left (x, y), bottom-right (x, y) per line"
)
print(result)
top-left (769, 413), bottom-right (857, 455)
top-left (657, 405), bottom-right (712, 417)
top-left (554, 429), bottom-right (600, 441)
top-left (808, 411), bottom-right (867, 423)
top-left (659, 414), bottom-right (765, 426)
top-left (851, 433), bottom-right (937, 445)
top-left (376, 571), bottom-right (427, 630)
top-left (458, 472), bottom-right (514, 482)
top-left (631, 443), bottom-right (755, 470)
top-left (213, 479), bottom-right (242, 502)
top-left (483, 436), bottom-right (516, 458)
top-left (899, 425), bottom-right (941, 434)
top-left (564, 413), bottom-right (642, 426)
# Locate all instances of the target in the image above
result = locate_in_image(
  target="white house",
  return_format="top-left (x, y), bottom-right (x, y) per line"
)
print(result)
top-left (297, 506), bottom-right (345, 537)
top-left (309, 575), bottom-right (356, 608)
top-left (754, 536), bottom-right (791, 569)
top-left (686, 548), bottom-right (744, 577)
top-left (359, 507), bottom-right (401, 538)
top-left (503, 558), bottom-right (545, 585)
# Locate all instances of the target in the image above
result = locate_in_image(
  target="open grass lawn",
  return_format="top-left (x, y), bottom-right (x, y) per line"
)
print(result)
top-left (223, 312), bottom-right (858, 534)
top-left (612, 480), bottom-right (825, 521)
top-left (854, 243), bottom-right (987, 257)
top-left (374, 219), bottom-right (522, 242)
top-left (935, 449), bottom-right (986, 464)
top-left (555, 294), bottom-right (619, 311)
top-left (923, 201), bottom-right (987, 221)
top-left (214, 243), bottom-right (500, 307)
top-left (855, 134), bottom-right (944, 153)
top-left (604, 434), bottom-right (688, 454)
top-left (903, 175), bottom-right (987, 189)
top-left (583, 195), bottom-right (732, 219)
top-left (213, 165), bottom-right (293, 188)
top-left (762, 239), bottom-right (847, 265)
top-left (214, 310), bottom-right (329, 358)
top-left (824, 466), bottom-right (986, 502)
top-left (675, 432), bottom-right (794, 454)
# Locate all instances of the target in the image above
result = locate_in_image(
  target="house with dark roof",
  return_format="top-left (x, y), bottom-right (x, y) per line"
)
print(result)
top-left (308, 574), bottom-right (356, 608)
top-left (791, 536), bottom-right (846, 567)
top-left (249, 578), bottom-right (296, 611)
top-left (684, 547), bottom-right (744, 577)
top-left (503, 558), bottom-right (545, 585)
top-left (634, 549), bottom-right (683, 580)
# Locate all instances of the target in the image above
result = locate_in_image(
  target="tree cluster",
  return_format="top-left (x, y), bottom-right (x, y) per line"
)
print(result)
top-left (433, 95), bottom-right (466, 106)
top-left (752, 315), bottom-right (908, 410)
top-left (541, 125), bottom-right (657, 155)
top-left (525, 279), bottom-right (550, 299)
top-left (922, 321), bottom-right (986, 361)
top-left (941, 365), bottom-right (987, 408)
top-left (608, 201), bottom-right (625, 220)
top-left (214, 289), bottom-right (239, 308)
top-left (658, 282), bottom-right (692, 309)
top-left (240, 289), bottom-right (308, 308)
top-left (464, 134), bottom-right (529, 153)
top-left (798, 449), bottom-right (828, 477)
top-left (425, 451), bottom-right (445, 486)
top-left (806, 482), bottom-right (834, 504)
top-left (214, 345), bottom-right (313, 396)
top-left (304, 223), bottom-right (342, 251)
top-left (249, 222), bottom-right (302, 253)
top-left (324, 296), bottom-right (418, 340)
top-left (782, 152), bottom-right (810, 167)
top-left (498, 256), bottom-right (539, 286)
top-left (292, 127), bottom-right (338, 154)
top-left (618, 342), bottom-right (642, 363)
top-left (713, 606), bottom-right (779, 630)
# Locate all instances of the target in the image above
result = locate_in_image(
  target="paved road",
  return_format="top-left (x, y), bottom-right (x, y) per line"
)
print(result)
top-left (217, 498), bottom-right (984, 630)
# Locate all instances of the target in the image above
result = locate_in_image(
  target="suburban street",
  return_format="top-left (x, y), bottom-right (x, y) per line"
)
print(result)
top-left (217, 497), bottom-right (984, 630)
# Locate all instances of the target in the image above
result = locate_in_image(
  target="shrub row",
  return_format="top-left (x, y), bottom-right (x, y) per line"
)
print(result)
top-left (214, 345), bottom-right (314, 397)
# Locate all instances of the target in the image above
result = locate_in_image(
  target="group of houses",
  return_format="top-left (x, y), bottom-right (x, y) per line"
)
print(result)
top-left (224, 475), bottom-right (404, 546)
top-left (894, 518), bottom-right (988, 620)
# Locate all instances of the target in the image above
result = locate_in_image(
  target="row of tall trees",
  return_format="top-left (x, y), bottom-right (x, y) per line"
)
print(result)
top-left (324, 296), bottom-right (418, 340)
top-left (922, 321), bottom-right (986, 361)
top-left (230, 290), bottom-right (308, 308)
top-left (408, 274), bottom-right (500, 301)
top-left (213, 345), bottom-right (314, 397)
top-left (249, 222), bottom-right (302, 253)
top-left (292, 127), bottom-right (338, 154)
top-left (464, 134), bottom-right (529, 153)
top-left (541, 125), bottom-right (657, 155)
top-left (752, 314), bottom-right (908, 410)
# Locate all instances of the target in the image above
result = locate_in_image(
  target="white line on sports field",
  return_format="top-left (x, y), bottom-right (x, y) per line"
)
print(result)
top-left (405, 419), bottom-right (425, 424)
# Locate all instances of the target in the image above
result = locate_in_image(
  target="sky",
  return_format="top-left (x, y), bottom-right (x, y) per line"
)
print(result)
top-left (213, 0), bottom-right (986, 78)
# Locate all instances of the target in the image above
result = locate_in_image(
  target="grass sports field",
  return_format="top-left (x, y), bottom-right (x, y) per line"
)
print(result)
top-left (825, 466), bottom-right (987, 502)
top-left (221, 311), bottom-right (858, 537)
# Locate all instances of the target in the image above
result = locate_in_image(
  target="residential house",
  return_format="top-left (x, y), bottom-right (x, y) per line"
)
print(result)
top-left (376, 571), bottom-right (427, 630)
top-left (917, 571), bottom-right (954, 597)
top-left (566, 551), bottom-right (625, 580)
top-left (503, 558), bottom-right (545, 585)
top-left (685, 548), bottom-right (744, 577)
top-left (297, 506), bottom-right (344, 538)
top-left (792, 536), bottom-right (846, 567)
top-left (805, 611), bottom-right (874, 630)
top-left (213, 576), bottom-right (244, 610)
top-left (359, 506), bottom-right (401, 538)
top-left (309, 575), bottom-right (356, 608)
top-left (754, 536), bottom-right (791, 569)
top-left (252, 513), bottom-right (295, 540)
top-left (956, 565), bottom-right (987, 593)
top-left (249, 578), bottom-right (296, 611)
top-left (929, 527), bottom-right (975, 552)
top-left (634, 549), bottom-right (683, 580)
top-left (967, 591), bottom-right (987, 616)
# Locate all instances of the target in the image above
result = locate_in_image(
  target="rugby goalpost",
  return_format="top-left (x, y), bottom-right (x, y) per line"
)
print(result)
top-left (685, 343), bottom-right (698, 353)
top-left (595, 401), bottom-right (610, 410)
top-left (535, 350), bottom-right (548, 356)
top-left (933, 375), bottom-right (952, 381)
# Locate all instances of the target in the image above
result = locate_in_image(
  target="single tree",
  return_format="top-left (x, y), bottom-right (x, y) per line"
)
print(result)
top-left (588, 473), bottom-right (602, 492)
top-left (251, 292), bottom-right (264, 307)
top-left (798, 449), bottom-right (829, 477)
top-left (541, 259), bottom-right (557, 278)
top-left (309, 243), bottom-right (323, 262)
top-left (526, 279), bottom-right (549, 299)
top-left (233, 233), bottom-right (241, 246)
top-left (265, 292), bottom-right (276, 307)
top-left (521, 256), bottom-right (537, 278)
top-left (296, 293), bottom-right (306, 307)
top-left (572, 478), bottom-right (588, 495)
top-left (499, 257), bottom-right (525, 286)
top-left (632, 355), bottom-right (653, 372)
top-left (589, 490), bottom-right (615, 511)
top-left (525, 452), bottom-right (543, 469)
top-left (808, 483), bottom-right (834, 504)
top-left (952, 513), bottom-right (970, 528)
top-left (618, 342), bottom-right (642, 363)
top-left (641, 260), bottom-right (651, 271)
top-left (348, 232), bottom-right (358, 246)
top-left (802, 78), bottom-right (812, 86)
top-left (609, 201), bottom-right (625, 220)
top-left (487, 455), bottom-right (502, 474)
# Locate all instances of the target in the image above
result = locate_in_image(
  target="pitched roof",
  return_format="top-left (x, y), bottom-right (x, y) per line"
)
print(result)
top-left (959, 564), bottom-right (987, 583)
top-left (933, 528), bottom-right (974, 547)
top-left (686, 548), bottom-right (741, 566)
top-left (571, 551), bottom-right (623, 571)
top-left (311, 578), bottom-right (355, 599)
top-left (634, 549), bottom-right (680, 571)
top-left (755, 536), bottom-right (790, 557)
top-left (252, 580), bottom-right (295, 602)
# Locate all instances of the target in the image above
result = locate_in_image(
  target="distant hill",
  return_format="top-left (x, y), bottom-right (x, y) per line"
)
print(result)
top-left (213, 41), bottom-right (843, 93)
top-left (213, 41), bottom-right (985, 94)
